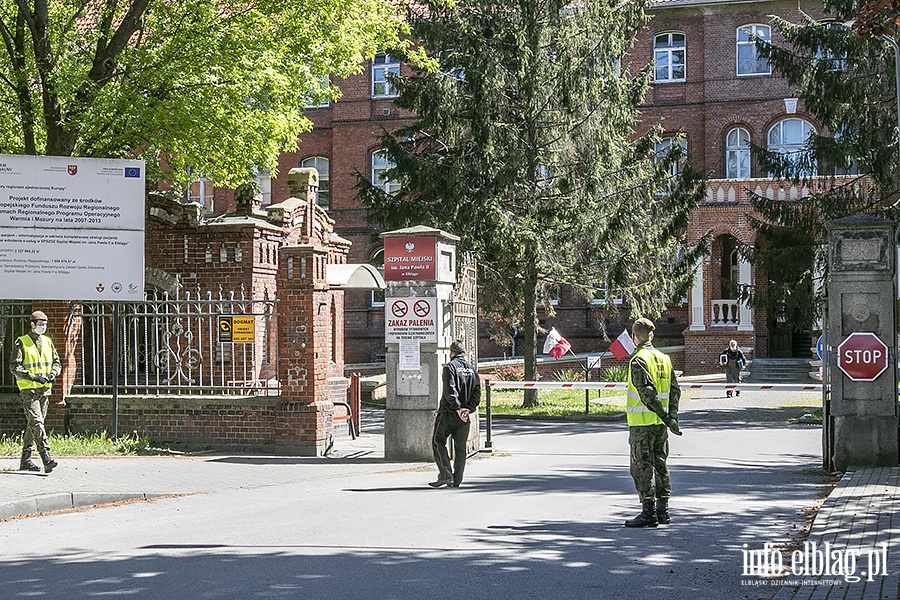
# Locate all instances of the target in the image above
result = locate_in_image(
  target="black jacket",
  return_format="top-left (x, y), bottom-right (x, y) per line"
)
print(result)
top-left (439, 354), bottom-right (481, 413)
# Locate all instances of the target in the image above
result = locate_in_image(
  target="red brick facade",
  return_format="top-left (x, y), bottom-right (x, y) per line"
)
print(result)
top-left (270, 0), bottom-right (829, 372)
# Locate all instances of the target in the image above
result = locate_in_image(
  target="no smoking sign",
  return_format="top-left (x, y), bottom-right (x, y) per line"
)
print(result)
top-left (385, 297), bottom-right (438, 343)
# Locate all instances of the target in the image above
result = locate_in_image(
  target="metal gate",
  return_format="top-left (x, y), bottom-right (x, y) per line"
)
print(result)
top-left (453, 252), bottom-right (478, 363)
top-left (77, 286), bottom-right (279, 396)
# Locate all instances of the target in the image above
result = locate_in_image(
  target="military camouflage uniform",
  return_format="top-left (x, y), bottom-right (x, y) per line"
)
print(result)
top-left (628, 341), bottom-right (681, 501)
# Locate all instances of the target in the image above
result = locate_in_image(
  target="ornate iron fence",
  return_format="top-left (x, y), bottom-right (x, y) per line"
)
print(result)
top-left (76, 286), bottom-right (279, 396)
top-left (453, 252), bottom-right (478, 364)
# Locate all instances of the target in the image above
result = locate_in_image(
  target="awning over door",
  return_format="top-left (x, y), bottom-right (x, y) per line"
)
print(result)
top-left (325, 263), bottom-right (386, 290)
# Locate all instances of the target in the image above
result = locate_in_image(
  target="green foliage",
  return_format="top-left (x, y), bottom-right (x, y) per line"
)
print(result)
top-left (551, 369), bottom-right (584, 382)
top-left (0, 430), bottom-right (165, 457)
top-left (357, 0), bottom-right (708, 404)
top-left (0, 0), bottom-right (407, 187)
top-left (601, 365), bottom-right (629, 382)
top-left (747, 10), bottom-right (900, 332)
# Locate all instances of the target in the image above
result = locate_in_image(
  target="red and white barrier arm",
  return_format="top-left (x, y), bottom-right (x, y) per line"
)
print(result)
top-left (487, 381), bottom-right (822, 392)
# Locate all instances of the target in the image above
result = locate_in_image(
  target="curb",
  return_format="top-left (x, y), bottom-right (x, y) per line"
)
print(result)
top-left (0, 491), bottom-right (175, 519)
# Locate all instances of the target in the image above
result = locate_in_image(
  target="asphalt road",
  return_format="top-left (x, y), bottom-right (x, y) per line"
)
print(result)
top-left (0, 389), bottom-right (830, 600)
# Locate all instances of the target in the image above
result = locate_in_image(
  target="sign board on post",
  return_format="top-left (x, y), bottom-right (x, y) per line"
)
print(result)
top-left (218, 315), bottom-right (255, 343)
top-left (0, 154), bottom-right (145, 300)
top-left (385, 297), bottom-right (437, 343)
top-left (383, 236), bottom-right (436, 281)
top-left (836, 332), bottom-right (889, 381)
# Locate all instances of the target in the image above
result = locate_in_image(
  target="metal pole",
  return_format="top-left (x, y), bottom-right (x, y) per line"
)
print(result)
top-left (584, 356), bottom-right (590, 414)
top-left (484, 379), bottom-right (492, 449)
top-left (111, 301), bottom-right (120, 439)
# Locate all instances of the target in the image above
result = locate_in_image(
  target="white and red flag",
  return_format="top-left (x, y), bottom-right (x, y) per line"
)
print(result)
top-left (542, 327), bottom-right (572, 359)
top-left (608, 329), bottom-right (636, 360)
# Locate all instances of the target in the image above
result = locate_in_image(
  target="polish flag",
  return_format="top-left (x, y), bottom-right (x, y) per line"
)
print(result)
top-left (542, 327), bottom-right (572, 359)
top-left (608, 329), bottom-right (636, 360)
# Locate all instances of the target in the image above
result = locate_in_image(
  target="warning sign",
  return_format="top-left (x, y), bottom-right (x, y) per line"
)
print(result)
top-left (218, 315), bottom-right (256, 343)
top-left (386, 297), bottom-right (437, 343)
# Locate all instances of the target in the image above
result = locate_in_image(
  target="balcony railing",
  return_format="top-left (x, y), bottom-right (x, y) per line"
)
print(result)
top-left (705, 175), bottom-right (867, 204)
top-left (711, 299), bottom-right (739, 326)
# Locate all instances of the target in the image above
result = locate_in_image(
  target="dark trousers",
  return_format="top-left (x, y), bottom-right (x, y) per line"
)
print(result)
top-left (20, 388), bottom-right (51, 453)
top-left (628, 424), bottom-right (670, 502)
top-left (432, 410), bottom-right (470, 484)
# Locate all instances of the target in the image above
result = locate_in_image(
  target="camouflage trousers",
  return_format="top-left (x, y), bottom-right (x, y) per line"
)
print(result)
top-left (628, 423), bottom-right (670, 501)
top-left (20, 388), bottom-right (51, 453)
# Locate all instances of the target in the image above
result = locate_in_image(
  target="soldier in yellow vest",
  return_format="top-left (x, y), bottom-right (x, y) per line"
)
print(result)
top-left (624, 318), bottom-right (682, 528)
top-left (9, 311), bottom-right (62, 473)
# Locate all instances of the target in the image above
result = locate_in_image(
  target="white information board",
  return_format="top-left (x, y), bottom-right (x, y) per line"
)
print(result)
top-left (385, 297), bottom-right (438, 343)
top-left (0, 154), bottom-right (145, 300)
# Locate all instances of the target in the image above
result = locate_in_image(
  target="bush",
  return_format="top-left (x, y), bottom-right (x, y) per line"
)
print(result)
top-left (551, 369), bottom-right (583, 382)
top-left (601, 365), bottom-right (629, 382)
top-left (489, 364), bottom-right (525, 381)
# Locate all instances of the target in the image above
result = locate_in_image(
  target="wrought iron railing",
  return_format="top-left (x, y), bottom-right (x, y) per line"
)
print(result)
top-left (74, 286), bottom-right (279, 396)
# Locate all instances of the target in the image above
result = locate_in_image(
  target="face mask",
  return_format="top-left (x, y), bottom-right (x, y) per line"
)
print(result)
top-left (34, 325), bottom-right (46, 335)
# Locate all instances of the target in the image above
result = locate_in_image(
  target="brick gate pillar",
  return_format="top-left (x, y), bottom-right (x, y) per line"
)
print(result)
top-left (275, 244), bottom-right (335, 455)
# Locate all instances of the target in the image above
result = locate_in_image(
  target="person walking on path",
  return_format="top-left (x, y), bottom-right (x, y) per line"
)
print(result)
top-left (624, 318), bottom-right (682, 528)
top-left (430, 340), bottom-right (480, 488)
top-left (10, 311), bottom-right (62, 473)
top-left (718, 339), bottom-right (746, 398)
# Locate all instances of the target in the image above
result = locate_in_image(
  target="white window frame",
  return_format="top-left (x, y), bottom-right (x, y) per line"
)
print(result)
top-left (654, 137), bottom-right (687, 176)
top-left (300, 156), bottom-right (330, 210)
top-left (371, 150), bottom-right (401, 195)
top-left (736, 24), bottom-right (772, 76)
top-left (653, 32), bottom-right (686, 83)
top-left (369, 248), bottom-right (385, 308)
top-left (725, 127), bottom-right (751, 179)
top-left (185, 167), bottom-right (214, 214)
top-left (767, 118), bottom-right (817, 177)
top-left (372, 53), bottom-right (400, 98)
top-left (255, 168), bottom-right (272, 205)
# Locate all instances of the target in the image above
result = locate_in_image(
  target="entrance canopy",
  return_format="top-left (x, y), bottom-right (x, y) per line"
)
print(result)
top-left (326, 264), bottom-right (386, 290)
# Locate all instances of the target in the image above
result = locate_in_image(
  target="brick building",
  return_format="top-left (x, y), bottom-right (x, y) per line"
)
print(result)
top-left (206, 0), bottom-right (836, 374)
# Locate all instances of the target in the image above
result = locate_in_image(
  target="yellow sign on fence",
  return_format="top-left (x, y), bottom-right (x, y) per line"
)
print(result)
top-left (218, 315), bottom-right (255, 343)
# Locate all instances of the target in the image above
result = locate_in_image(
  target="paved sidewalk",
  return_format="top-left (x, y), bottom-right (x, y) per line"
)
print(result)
top-left (1, 402), bottom-right (897, 600)
top-left (772, 467), bottom-right (900, 600)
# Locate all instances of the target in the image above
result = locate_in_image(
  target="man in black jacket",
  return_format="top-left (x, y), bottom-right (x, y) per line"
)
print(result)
top-left (430, 340), bottom-right (480, 488)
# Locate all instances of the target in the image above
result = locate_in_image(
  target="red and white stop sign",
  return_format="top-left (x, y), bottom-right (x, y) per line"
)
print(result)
top-left (837, 332), bottom-right (889, 381)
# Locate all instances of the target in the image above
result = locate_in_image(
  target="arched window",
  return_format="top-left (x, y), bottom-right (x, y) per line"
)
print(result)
top-left (300, 156), bottom-right (330, 210)
top-left (736, 24), bottom-right (771, 76)
top-left (654, 137), bottom-right (687, 175)
top-left (726, 127), bottom-right (751, 179)
top-left (767, 118), bottom-right (816, 176)
top-left (654, 32), bottom-right (686, 82)
top-left (371, 150), bottom-right (401, 194)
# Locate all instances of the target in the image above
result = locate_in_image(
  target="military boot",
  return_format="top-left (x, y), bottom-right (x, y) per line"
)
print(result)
top-left (19, 448), bottom-right (41, 472)
top-left (624, 499), bottom-right (658, 528)
top-left (38, 449), bottom-right (58, 473)
top-left (656, 497), bottom-right (670, 525)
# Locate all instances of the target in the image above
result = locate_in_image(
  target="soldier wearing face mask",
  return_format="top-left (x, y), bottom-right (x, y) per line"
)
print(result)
top-left (10, 310), bottom-right (62, 473)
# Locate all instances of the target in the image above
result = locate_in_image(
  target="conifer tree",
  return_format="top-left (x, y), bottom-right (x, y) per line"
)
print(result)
top-left (750, 4), bottom-right (900, 334)
top-left (357, 0), bottom-right (707, 405)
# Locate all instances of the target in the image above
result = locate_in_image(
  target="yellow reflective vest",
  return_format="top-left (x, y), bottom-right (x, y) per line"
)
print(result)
top-left (15, 334), bottom-right (54, 391)
top-left (626, 347), bottom-right (671, 427)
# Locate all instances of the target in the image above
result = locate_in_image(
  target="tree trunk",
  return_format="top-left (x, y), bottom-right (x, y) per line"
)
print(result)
top-left (522, 256), bottom-right (538, 407)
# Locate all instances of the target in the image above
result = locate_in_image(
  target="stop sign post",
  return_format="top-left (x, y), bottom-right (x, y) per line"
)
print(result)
top-left (836, 332), bottom-right (889, 381)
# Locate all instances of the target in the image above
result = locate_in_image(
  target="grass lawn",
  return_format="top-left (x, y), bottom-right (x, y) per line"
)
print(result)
top-left (0, 430), bottom-right (179, 459)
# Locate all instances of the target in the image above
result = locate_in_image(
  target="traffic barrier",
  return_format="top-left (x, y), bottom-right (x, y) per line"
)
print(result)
top-left (481, 379), bottom-right (823, 449)
top-left (488, 381), bottom-right (822, 391)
